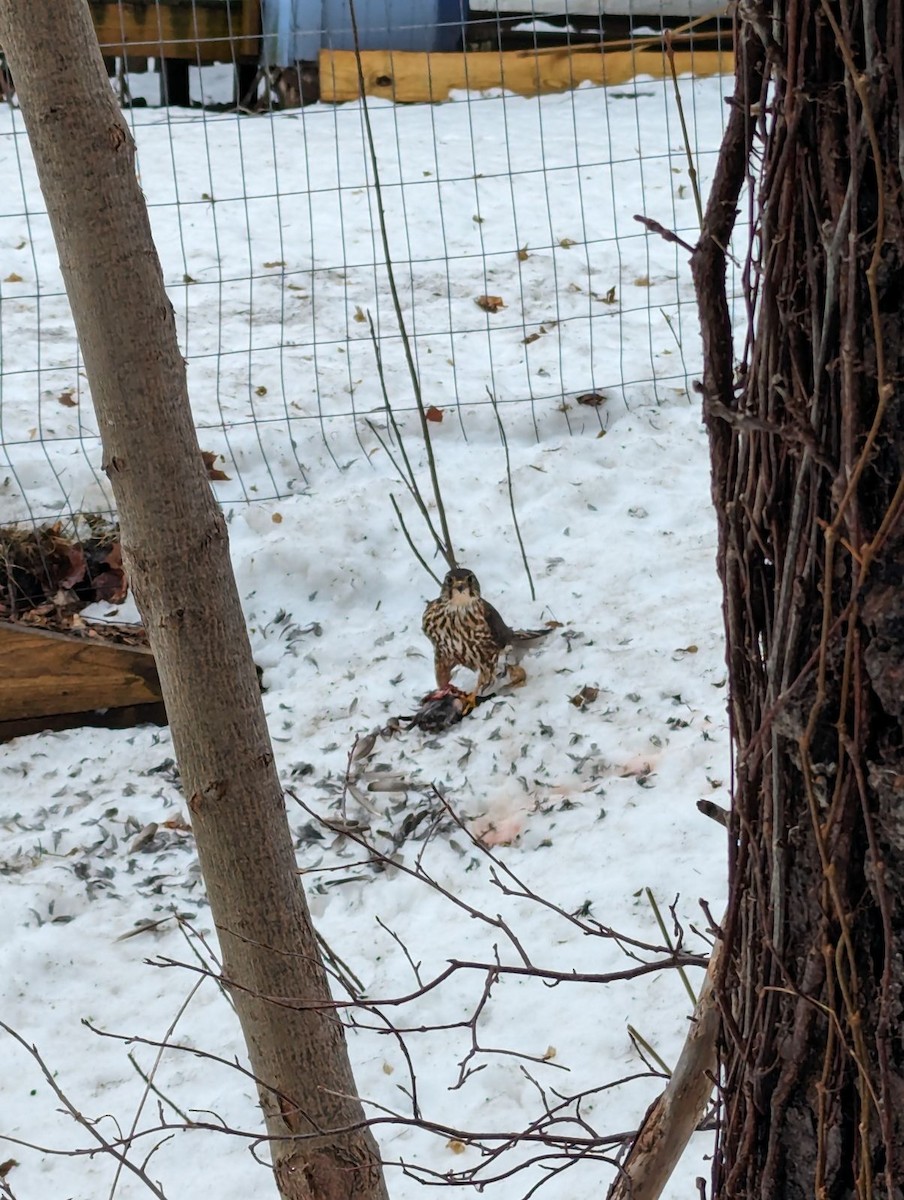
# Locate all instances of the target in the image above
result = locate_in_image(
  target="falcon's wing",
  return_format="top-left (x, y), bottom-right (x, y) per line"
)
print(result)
top-left (480, 599), bottom-right (515, 648)
top-left (422, 598), bottom-right (442, 639)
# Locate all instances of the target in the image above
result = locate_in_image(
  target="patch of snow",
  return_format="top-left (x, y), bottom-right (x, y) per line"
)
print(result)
top-left (0, 73), bottom-right (734, 1198)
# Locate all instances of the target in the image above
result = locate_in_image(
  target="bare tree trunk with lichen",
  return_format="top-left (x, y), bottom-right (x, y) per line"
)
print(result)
top-left (692, 2), bottom-right (904, 1195)
top-left (0, 4), bottom-right (389, 1197)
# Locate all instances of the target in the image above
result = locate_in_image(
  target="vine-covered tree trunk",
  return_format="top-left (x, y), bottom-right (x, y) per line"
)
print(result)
top-left (693, 3), bottom-right (904, 1196)
top-left (0, 4), bottom-right (388, 1198)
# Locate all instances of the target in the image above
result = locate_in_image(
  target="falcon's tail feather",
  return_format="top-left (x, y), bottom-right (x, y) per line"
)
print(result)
top-left (511, 626), bottom-right (555, 644)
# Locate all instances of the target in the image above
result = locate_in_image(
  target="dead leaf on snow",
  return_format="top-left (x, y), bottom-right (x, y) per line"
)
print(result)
top-left (58, 389), bottom-right (78, 407)
top-left (161, 814), bottom-right (192, 832)
top-left (4, 272), bottom-right (23, 283)
top-left (425, 406), bottom-right (444, 422)
top-left (592, 285), bottom-right (618, 305)
top-left (201, 449), bottom-right (231, 481)
top-left (447, 1140), bottom-right (467, 1155)
top-left (576, 391), bottom-right (607, 407)
top-left (353, 305), bottom-right (367, 323)
top-left (570, 685), bottom-right (600, 710)
top-left (475, 294), bottom-right (505, 313)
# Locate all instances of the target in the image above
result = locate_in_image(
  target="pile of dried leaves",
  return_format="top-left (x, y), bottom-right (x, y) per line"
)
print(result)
top-left (0, 517), bottom-right (145, 645)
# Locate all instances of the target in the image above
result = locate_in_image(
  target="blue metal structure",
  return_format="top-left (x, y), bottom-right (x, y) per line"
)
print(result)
top-left (261, 0), bottom-right (468, 65)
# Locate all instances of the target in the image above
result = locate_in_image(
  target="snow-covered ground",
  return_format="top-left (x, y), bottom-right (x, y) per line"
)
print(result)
top-left (0, 70), bottom-right (733, 1199)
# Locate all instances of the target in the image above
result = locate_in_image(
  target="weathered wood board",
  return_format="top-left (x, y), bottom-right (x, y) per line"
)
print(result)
top-left (88, 0), bottom-right (259, 60)
top-left (319, 45), bottom-right (733, 103)
top-left (0, 620), bottom-right (163, 727)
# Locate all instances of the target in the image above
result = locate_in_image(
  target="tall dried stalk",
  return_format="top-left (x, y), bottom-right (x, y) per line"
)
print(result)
top-left (348, 1), bottom-right (456, 571)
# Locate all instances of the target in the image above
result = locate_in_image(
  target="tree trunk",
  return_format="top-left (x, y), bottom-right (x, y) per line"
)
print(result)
top-left (692, 3), bottom-right (904, 1196)
top-left (0, 5), bottom-right (388, 1198)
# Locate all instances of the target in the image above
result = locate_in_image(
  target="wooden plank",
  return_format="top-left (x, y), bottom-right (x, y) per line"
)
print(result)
top-left (88, 2), bottom-right (256, 61)
top-left (0, 702), bottom-right (168, 742)
top-left (319, 46), bottom-right (734, 103)
top-left (0, 621), bottom-right (162, 723)
top-left (238, 0), bottom-right (262, 61)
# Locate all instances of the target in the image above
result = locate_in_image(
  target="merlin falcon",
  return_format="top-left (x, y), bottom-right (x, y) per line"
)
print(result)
top-left (422, 567), bottom-right (551, 694)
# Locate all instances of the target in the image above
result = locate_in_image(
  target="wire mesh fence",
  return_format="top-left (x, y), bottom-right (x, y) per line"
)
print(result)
top-left (0, 1), bottom-right (734, 530)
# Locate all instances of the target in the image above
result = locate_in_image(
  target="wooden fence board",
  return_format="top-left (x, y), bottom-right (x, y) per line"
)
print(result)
top-left (89, 1), bottom-right (259, 60)
top-left (319, 46), bottom-right (733, 103)
top-left (0, 621), bottom-right (162, 724)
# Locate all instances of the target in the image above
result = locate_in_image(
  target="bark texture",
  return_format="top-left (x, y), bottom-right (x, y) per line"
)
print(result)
top-left (0, 5), bottom-right (388, 1198)
top-left (692, 3), bottom-right (904, 1197)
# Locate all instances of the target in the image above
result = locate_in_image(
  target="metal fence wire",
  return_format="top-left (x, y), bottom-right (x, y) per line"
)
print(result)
top-left (0, 2), bottom-right (733, 527)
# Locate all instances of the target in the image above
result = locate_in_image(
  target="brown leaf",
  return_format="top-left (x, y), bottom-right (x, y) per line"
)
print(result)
top-left (201, 449), bottom-right (231, 481)
top-left (475, 294), bottom-right (505, 313)
top-left (3, 272), bottom-right (23, 283)
top-left (558, 237), bottom-right (576, 249)
top-left (353, 305), bottom-right (367, 322)
top-left (447, 1139), bottom-right (467, 1155)
top-left (576, 391), bottom-right (607, 407)
top-left (58, 389), bottom-right (78, 407)
top-left (425, 406), bottom-right (444, 423)
top-left (570, 684), bottom-right (599, 710)
top-left (517, 245), bottom-right (529, 261)
top-left (56, 545), bottom-right (87, 590)
top-left (92, 569), bottom-right (128, 604)
top-left (161, 814), bottom-right (192, 831)
top-left (0, 1159), bottom-right (18, 1180)
top-left (263, 260), bottom-right (286, 268)
top-left (101, 542), bottom-right (123, 571)
top-left (272, 512), bottom-right (283, 524)
top-left (522, 332), bottom-right (542, 345)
